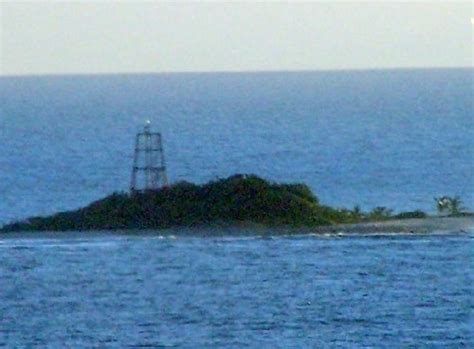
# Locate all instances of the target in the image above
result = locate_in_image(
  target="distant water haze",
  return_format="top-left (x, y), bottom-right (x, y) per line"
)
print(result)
top-left (0, 69), bottom-right (472, 224)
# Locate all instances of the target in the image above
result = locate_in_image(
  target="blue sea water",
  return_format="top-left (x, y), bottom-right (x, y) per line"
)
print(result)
top-left (0, 69), bottom-right (473, 347)
top-left (0, 232), bottom-right (473, 347)
top-left (0, 69), bottom-right (473, 224)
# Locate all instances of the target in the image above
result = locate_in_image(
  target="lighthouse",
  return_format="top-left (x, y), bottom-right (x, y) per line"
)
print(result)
top-left (130, 121), bottom-right (168, 193)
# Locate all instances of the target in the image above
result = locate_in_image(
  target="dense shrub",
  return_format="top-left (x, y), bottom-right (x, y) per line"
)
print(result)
top-left (2, 174), bottom-right (449, 233)
top-left (394, 210), bottom-right (427, 219)
top-left (1, 175), bottom-right (344, 232)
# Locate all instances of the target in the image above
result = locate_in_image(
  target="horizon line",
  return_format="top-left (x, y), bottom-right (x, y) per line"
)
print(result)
top-left (1, 66), bottom-right (472, 78)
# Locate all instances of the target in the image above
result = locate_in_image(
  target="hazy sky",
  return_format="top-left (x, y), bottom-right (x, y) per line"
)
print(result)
top-left (1, 1), bottom-right (472, 75)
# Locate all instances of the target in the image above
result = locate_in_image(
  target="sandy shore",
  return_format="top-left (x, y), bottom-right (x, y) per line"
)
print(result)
top-left (148, 216), bottom-right (474, 236)
top-left (190, 216), bottom-right (474, 236)
top-left (309, 216), bottom-right (474, 235)
top-left (1, 216), bottom-right (472, 238)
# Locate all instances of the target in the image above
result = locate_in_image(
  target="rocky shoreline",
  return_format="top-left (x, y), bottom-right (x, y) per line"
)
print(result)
top-left (2, 217), bottom-right (472, 239)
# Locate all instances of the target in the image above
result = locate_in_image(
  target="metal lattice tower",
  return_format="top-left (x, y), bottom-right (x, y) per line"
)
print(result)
top-left (130, 121), bottom-right (168, 193)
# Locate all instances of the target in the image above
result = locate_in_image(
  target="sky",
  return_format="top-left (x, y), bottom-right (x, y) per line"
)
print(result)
top-left (0, 1), bottom-right (472, 76)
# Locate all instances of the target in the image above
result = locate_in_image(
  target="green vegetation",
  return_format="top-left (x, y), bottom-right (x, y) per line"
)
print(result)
top-left (1, 175), bottom-right (469, 233)
top-left (393, 210), bottom-right (427, 220)
top-left (367, 207), bottom-right (394, 221)
top-left (434, 196), bottom-right (468, 217)
top-left (1, 175), bottom-right (350, 232)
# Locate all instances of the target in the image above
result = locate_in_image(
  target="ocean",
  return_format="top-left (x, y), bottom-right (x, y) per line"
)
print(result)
top-left (0, 232), bottom-right (472, 347)
top-left (0, 69), bottom-right (473, 347)
top-left (1, 69), bottom-right (473, 224)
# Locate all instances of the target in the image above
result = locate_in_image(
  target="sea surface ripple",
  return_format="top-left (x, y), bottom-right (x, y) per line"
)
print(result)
top-left (0, 232), bottom-right (472, 347)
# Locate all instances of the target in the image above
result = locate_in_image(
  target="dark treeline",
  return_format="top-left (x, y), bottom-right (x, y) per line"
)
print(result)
top-left (0, 174), bottom-right (469, 232)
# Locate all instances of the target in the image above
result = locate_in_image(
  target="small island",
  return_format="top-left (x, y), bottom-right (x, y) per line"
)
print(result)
top-left (1, 174), bottom-right (472, 234)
